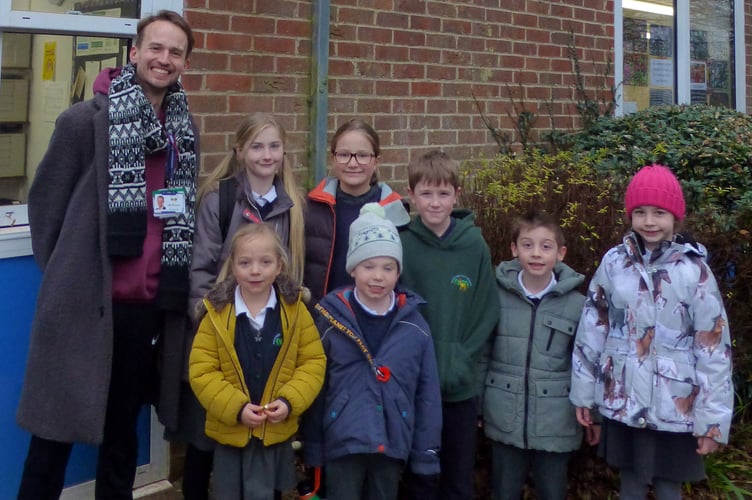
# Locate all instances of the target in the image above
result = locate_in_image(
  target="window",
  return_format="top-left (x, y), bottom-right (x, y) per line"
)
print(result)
top-left (0, 0), bottom-right (172, 206)
top-left (616, 0), bottom-right (743, 114)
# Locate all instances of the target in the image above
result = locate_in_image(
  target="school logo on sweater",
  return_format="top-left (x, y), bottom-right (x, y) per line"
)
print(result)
top-left (451, 275), bottom-right (472, 291)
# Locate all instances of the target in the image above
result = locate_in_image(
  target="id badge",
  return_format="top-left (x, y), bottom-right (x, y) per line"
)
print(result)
top-left (153, 188), bottom-right (186, 218)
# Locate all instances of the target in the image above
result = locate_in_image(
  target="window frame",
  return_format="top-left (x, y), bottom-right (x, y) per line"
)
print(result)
top-left (0, 0), bottom-right (182, 36)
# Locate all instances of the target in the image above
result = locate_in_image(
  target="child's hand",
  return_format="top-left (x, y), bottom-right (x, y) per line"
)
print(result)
top-left (240, 403), bottom-right (267, 428)
top-left (696, 436), bottom-right (720, 455)
top-left (263, 399), bottom-right (290, 423)
top-left (576, 407), bottom-right (594, 427)
top-left (585, 424), bottom-right (601, 446)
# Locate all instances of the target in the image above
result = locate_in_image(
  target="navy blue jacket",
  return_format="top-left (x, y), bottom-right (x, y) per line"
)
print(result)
top-left (303, 287), bottom-right (442, 475)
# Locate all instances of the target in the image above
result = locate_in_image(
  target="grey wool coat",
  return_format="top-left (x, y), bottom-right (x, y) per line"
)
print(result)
top-left (16, 91), bottom-right (198, 444)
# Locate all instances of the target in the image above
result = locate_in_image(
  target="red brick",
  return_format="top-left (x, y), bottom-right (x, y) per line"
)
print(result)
top-left (457, 36), bottom-right (484, 52)
top-left (337, 7), bottom-right (374, 24)
top-left (229, 54), bottom-right (274, 73)
top-left (255, 0), bottom-right (303, 17)
top-left (197, 132), bottom-right (230, 154)
top-left (427, 65), bottom-right (457, 80)
top-left (205, 73), bottom-right (251, 92)
top-left (442, 50), bottom-right (471, 65)
top-left (427, 98), bottom-right (456, 113)
top-left (255, 37), bottom-right (296, 54)
top-left (357, 98), bottom-right (391, 113)
top-left (230, 15), bottom-right (273, 35)
top-left (512, 12), bottom-right (538, 28)
top-left (426, 33), bottom-right (456, 49)
top-left (409, 47), bottom-right (440, 63)
top-left (376, 12), bottom-right (410, 29)
top-left (427, 130), bottom-right (456, 145)
top-left (396, 0), bottom-right (427, 14)
top-left (275, 56), bottom-right (311, 74)
top-left (277, 19), bottom-right (311, 38)
top-left (409, 114), bottom-right (441, 128)
top-left (335, 41), bottom-right (373, 59)
top-left (251, 75), bottom-right (296, 93)
top-left (189, 52), bottom-right (229, 71)
top-left (443, 19), bottom-right (472, 35)
top-left (393, 63), bottom-right (425, 79)
top-left (181, 74), bottom-right (204, 92)
top-left (186, 11), bottom-right (228, 30)
top-left (188, 94), bottom-right (227, 113)
top-left (205, 33), bottom-right (252, 51)
top-left (228, 95), bottom-right (271, 113)
top-left (393, 130), bottom-right (428, 146)
top-left (358, 26), bottom-right (393, 45)
top-left (336, 78), bottom-right (376, 95)
top-left (374, 115), bottom-right (409, 131)
top-left (375, 45), bottom-right (409, 61)
top-left (329, 96), bottom-right (356, 113)
top-left (412, 82), bottom-right (441, 96)
top-left (411, 15), bottom-right (441, 32)
top-left (356, 61), bottom-right (392, 78)
top-left (329, 59), bottom-right (356, 76)
top-left (376, 80), bottom-right (410, 95)
top-left (393, 99), bottom-right (427, 114)
top-left (426, 1), bottom-right (455, 17)
top-left (394, 30), bottom-right (426, 46)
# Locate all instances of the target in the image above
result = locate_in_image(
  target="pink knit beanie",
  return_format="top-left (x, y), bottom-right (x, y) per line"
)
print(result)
top-left (624, 164), bottom-right (685, 221)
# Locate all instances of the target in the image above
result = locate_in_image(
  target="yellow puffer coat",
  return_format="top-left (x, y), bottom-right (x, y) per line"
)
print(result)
top-left (189, 289), bottom-right (325, 447)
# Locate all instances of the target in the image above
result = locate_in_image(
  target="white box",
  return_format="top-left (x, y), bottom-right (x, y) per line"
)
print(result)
top-left (0, 78), bottom-right (29, 122)
top-left (0, 132), bottom-right (26, 177)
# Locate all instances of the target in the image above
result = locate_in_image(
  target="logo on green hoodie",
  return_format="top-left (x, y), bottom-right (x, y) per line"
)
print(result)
top-left (451, 275), bottom-right (472, 291)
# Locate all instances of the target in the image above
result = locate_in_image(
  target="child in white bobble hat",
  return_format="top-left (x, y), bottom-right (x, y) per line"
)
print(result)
top-left (303, 203), bottom-right (443, 500)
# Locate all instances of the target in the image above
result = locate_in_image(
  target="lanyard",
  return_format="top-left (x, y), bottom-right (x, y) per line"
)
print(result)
top-left (165, 131), bottom-right (177, 181)
top-left (315, 302), bottom-right (391, 382)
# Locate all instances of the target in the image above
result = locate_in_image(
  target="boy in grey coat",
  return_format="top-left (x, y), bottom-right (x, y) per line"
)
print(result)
top-left (483, 210), bottom-right (586, 500)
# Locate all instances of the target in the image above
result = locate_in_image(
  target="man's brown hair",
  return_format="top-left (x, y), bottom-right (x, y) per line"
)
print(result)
top-left (135, 10), bottom-right (195, 57)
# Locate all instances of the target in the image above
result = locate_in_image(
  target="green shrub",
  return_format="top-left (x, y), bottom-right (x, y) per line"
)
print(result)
top-left (461, 150), bottom-right (623, 279)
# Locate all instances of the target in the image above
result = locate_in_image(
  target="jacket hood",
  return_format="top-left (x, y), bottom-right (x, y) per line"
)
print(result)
top-left (308, 177), bottom-right (410, 226)
top-left (93, 66), bottom-right (122, 96)
top-left (317, 285), bottom-right (426, 331)
top-left (200, 273), bottom-right (305, 318)
top-left (402, 208), bottom-right (478, 249)
top-left (623, 231), bottom-right (707, 265)
top-left (496, 259), bottom-right (584, 298)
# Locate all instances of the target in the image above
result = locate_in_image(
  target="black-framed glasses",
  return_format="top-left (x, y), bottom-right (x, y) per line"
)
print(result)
top-left (333, 151), bottom-right (375, 165)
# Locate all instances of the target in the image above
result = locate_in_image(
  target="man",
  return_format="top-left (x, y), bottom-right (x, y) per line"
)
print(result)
top-left (16, 10), bottom-right (198, 499)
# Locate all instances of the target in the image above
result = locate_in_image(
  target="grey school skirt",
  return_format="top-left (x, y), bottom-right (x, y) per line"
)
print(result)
top-left (213, 436), bottom-right (297, 500)
top-left (599, 418), bottom-right (706, 483)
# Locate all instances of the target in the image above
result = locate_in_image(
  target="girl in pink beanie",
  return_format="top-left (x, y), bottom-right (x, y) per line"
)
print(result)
top-left (570, 163), bottom-right (733, 499)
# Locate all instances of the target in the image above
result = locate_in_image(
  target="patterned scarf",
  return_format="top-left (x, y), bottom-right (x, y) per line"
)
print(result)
top-left (107, 63), bottom-right (197, 310)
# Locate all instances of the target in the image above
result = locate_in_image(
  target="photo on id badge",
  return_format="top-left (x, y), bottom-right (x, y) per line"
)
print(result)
top-left (153, 188), bottom-right (186, 218)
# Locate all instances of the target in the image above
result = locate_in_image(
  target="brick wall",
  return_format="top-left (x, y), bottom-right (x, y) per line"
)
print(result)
top-left (183, 0), bottom-right (614, 194)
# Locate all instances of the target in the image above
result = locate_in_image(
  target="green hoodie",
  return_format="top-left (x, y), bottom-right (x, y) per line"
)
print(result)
top-left (400, 209), bottom-right (500, 402)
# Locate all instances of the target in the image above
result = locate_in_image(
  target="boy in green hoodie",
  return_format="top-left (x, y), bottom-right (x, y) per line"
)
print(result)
top-left (400, 150), bottom-right (499, 500)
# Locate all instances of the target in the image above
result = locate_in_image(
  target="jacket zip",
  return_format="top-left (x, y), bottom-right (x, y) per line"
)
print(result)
top-left (213, 306), bottom-right (254, 442)
top-left (522, 299), bottom-right (539, 449)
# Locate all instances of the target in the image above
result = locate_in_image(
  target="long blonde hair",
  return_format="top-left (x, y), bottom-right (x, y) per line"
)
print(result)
top-left (198, 113), bottom-right (305, 284)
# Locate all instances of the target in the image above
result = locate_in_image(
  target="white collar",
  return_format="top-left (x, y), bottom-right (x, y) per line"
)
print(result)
top-left (235, 285), bottom-right (277, 329)
top-left (353, 287), bottom-right (396, 316)
top-left (252, 184), bottom-right (278, 206)
top-left (518, 271), bottom-right (557, 300)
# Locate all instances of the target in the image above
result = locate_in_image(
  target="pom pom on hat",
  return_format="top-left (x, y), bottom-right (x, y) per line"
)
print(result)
top-left (346, 202), bottom-right (403, 273)
top-left (624, 164), bottom-right (686, 221)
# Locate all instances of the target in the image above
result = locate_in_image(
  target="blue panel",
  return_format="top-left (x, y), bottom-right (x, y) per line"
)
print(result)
top-left (0, 256), bottom-right (152, 496)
